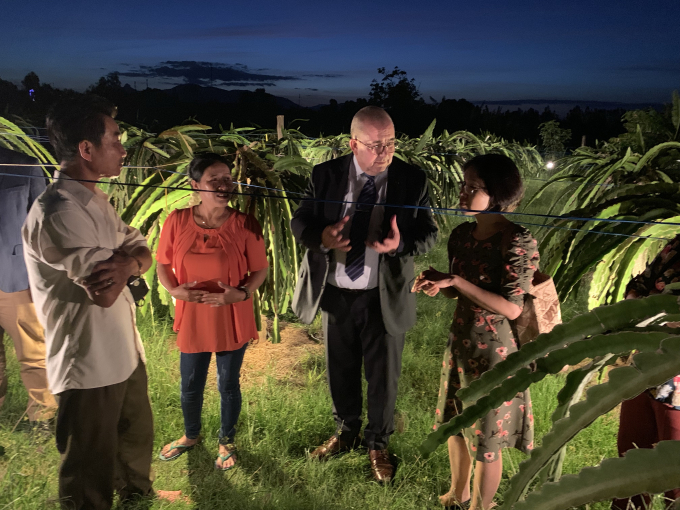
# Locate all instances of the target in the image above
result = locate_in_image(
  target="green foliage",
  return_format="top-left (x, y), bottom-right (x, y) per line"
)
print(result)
top-left (528, 94), bottom-right (680, 307)
top-left (513, 440), bottom-right (680, 510)
top-left (419, 295), bottom-right (680, 510)
top-left (538, 120), bottom-right (571, 161)
top-left (0, 116), bottom-right (57, 172)
top-left (618, 92), bottom-right (679, 153)
top-left (529, 93), bottom-right (680, 308)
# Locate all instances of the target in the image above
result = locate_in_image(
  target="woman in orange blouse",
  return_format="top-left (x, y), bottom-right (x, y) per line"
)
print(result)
top-left (156, 153), bottom-right (268, 470)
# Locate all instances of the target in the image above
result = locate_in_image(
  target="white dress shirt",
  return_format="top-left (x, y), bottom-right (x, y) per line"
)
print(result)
top-left (22, 177), bottom-right (147, 394)
top-left (327, 156), bottom-right (388, 290)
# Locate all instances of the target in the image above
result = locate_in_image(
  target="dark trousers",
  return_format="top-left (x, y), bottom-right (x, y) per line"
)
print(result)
top-left (320, 285), bottom-right (405, 450)
top-left (55, 360), bottom-right (153, 510)
top-left (612, 391), bottom-right (680, 510)
top-left (180, 344), bottom-right (247, 443)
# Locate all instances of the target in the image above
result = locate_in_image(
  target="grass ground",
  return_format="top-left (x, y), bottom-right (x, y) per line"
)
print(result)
top-left (0, 178), bottom-right (665, 509)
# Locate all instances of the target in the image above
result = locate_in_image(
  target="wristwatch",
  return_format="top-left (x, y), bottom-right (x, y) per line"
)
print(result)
top-left (237, 286), bottom-right (250, 301)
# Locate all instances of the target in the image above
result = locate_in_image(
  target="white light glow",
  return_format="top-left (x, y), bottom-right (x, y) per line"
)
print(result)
top-left (546, 161), bottom-right (555, 170)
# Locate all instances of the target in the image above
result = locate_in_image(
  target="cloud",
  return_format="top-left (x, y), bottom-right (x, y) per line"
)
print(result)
top-left (614, 61), bottom-right (680, 75)
top-left (117, 61), bottom-right (299, 86)
top-left (302, 73), bottom-right (343, 78)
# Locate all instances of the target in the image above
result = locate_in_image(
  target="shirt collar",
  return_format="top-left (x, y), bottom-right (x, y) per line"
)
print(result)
top-left (53, 173), bottom-right (107, 207)
top-left (352, 155), bottom-right (388, 184)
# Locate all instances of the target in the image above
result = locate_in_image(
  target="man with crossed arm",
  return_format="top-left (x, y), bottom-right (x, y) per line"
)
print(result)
top-left (22, 96), bottom-right (154, 510)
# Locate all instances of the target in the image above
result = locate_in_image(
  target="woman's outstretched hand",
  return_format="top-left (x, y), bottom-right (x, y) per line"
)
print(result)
top-left (413, 266), bottom-right (455, 296)
top-left (200, 281), bottom-right (247, 307)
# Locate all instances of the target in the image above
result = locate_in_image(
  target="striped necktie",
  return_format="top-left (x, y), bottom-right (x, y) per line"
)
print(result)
top-left (345, 174), bottom-right (376, 281)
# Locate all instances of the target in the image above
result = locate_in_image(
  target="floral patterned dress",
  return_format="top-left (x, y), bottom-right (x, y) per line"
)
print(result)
top-left (626, 234), bottom-right (680, 410)
top-left (433, 222), bottom-right (538, 463)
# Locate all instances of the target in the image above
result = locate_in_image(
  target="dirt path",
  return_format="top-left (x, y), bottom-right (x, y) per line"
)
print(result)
top-left (240, 321), bottom-right (324, 387)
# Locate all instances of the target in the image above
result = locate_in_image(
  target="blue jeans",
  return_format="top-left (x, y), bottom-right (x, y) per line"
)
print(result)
top-left (180, 344), bottom-right (247, 443)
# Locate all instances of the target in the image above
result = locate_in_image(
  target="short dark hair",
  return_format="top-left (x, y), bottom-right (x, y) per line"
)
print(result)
top-left (463, 154), bottom-right (524, 212)
top-left (187, 153), bottom-right (231, 182)
top-left (46, 95), bottom-right (117, 162)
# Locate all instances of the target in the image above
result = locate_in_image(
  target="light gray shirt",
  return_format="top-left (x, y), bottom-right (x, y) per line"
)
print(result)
top-left (22, 177), bottom-right (147, 394)
top-left (327, 156), bottom-right (388, 290)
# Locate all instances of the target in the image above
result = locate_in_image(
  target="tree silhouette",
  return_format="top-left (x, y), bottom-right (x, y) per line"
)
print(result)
top-left (21, 72), bottom-right (40, 91)
top-left (368, 67), bottom-right (424, 111)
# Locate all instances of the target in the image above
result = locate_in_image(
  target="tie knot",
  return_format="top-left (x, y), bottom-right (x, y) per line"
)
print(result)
top-left (364, 174), bottom-right (375, 183)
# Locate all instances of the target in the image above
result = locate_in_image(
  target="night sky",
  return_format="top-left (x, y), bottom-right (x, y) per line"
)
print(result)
top-left (3, 0), bottom-right (679, 107)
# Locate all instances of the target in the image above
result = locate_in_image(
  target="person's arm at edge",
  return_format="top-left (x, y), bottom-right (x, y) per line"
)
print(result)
top-left (395, 172), bottom-right (438, 257)
top-left (290, 166), bottom-right (330, 253)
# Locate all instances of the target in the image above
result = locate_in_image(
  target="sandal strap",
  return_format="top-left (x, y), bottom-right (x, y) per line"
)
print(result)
top-left (217, 452), bottom-right (234, 462)
top-left (168, 441), bottom-right (193, 451)
top-left (218, 443), bottom-right (237, 462)
top-left (161, 440), bottom-right (194, 458)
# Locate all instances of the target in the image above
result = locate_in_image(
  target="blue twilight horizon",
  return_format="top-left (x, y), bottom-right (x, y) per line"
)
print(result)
top-left (2, 0), bottom-right (679, 107)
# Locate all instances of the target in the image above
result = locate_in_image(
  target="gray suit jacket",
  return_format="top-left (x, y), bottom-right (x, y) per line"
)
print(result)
top-left (291, 154), bottom-right (438, 336)
top-left (0, 147), bottom-right (47, 293)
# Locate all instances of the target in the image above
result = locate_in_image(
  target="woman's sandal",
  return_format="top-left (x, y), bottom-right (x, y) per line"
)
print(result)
top-left (439, 493), bottom-right (471, 509)
top-left (215, 443), bottom-right (237, 471)
top-left (158, 438), bottom-right (199, 461)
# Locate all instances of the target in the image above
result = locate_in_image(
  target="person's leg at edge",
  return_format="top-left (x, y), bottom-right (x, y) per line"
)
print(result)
top-left (56, 382), bottom-right (126, 510)
top-left (321, 287), bottom-right (364, 442)
top-left (12, 291), bottom-right (57, 421)
top-left (611, 392), bottom-right (657, 510)
top-left (360, 289), bottom-right (405, 451)
top-left (115, 360), bottom-right (154, 503)
top-left (0, 325), bottom-right (7, 410)
top-left (0, 289), bottom-right (57, 421)
top-left (440, 435), bottom-right (472, 506)
top-left (652, 397), bottom-right (680, 508)
top-left (160, 352), bottom-right (211, 458)
top-left (470, 453), bottom-right (503, 510)
top-left (215, 343), bottom-right (248, 469)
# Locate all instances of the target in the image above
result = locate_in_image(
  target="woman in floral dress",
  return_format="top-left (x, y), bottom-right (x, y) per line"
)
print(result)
top-left (415, 154), bottom-right (538, 510)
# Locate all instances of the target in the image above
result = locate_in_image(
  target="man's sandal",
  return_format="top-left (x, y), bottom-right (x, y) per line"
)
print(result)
top-left (158, 439), bottom-right (198, 461)
top-left (215, 443), bottom-right (237, 471)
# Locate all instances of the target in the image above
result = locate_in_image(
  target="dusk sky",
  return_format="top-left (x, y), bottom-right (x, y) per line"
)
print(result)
top-left (2, 0), bottom-right (679, 107)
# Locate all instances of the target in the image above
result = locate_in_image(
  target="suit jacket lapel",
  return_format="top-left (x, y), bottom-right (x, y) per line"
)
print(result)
top-left (326, 155), bottom-right (352, 222)
top-left (383, 159), bottom-right (404, 234)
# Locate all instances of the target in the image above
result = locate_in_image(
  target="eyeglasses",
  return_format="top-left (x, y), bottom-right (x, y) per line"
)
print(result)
top-left (354, 139), bottom-right (398, 154)
top-left (461, 182), bottom-right (488, 194)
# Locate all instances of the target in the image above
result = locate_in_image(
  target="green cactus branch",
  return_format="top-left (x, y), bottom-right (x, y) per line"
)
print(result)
top-left (510, 440), bottom-right (680, 510)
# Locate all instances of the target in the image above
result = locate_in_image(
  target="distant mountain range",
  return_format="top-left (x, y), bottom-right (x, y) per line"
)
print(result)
top-left (125, 83), bottom-right (663, 114)
top-left (470, 99), bottom-right (663, 115)
top-left (124, 83), bottom-right (300, 109)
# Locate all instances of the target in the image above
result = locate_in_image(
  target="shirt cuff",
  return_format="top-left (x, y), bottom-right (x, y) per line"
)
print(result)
top-left (388, 239), bottom-right (404, 257)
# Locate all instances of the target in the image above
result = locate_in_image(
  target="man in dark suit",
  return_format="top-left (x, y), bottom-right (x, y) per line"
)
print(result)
top-left (291, 106), bottom-right (438, 482)
top-left (0, 146), bottom-right (57, 424)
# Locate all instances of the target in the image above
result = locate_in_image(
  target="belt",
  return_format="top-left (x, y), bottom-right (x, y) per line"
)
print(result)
top-left (328, 284), bottom-right (378, 294)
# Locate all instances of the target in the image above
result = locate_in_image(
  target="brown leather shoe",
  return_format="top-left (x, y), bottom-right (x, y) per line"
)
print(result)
top-left (369, 449), bottom-right (394, 483)
top-left (309, 434), bottom-right (361, 460)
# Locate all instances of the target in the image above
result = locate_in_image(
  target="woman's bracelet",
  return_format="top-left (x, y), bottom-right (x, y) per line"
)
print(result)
top-left (237, 286), bottom-right (250, 301)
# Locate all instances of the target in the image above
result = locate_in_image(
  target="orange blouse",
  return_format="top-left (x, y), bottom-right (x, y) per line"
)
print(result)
top-left (156, 207), bottom-right (268, 353)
